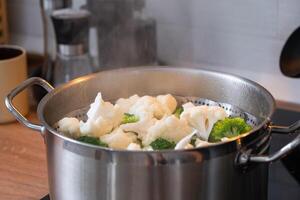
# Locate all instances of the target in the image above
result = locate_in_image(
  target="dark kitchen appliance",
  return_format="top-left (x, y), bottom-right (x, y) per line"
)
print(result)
top-left (269, 108), bottom-right (300, 200)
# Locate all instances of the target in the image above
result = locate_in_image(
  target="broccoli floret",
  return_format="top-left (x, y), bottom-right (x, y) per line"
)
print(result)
top-left (174, 107), bottom-right (183, 118)
top-left (208, 117), bottom-right (252, 142)
top-left (190, 135), bottom-right (197, 146)
top-left (150, 138), bottom-right (176, 150)
top-left (121, 113), bottom-right (139, 124)
top-left (77, 136), bottom-right (108, 147)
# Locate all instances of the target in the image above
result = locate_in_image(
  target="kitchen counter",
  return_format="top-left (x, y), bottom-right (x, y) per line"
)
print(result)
top-left (0, 112), bottom-right (48, 200)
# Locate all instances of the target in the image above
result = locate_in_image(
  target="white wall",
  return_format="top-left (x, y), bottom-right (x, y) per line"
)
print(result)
top-left (145, 0), bottom-right (300, 105)
top-left (7, 0), bottom-right (300, 104)
top-left (7, 0), bottom-right (43, 53)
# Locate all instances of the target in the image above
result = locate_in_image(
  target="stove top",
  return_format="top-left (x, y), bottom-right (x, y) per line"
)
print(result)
top-left (40, 108), bottom-right (300, 200)
top-left (41, 195), bottom-right (50, 200)
top-left (268, 108), bottom-right (300, 200)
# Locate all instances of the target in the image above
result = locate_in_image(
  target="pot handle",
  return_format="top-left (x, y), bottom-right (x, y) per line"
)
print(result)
top-left (5, 77), bottom-right (54, 132)
top-left (238, 121), bottom-right (300, 165)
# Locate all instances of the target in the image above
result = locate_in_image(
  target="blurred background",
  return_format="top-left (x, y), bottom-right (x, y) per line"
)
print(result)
top-left (5, 0), bottom-right (300, 105)
top-left (1, 1), bottom-right (299, 199)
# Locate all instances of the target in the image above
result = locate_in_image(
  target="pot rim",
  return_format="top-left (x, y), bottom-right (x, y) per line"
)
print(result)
top-left (37, 66), bottom-right (276, 153)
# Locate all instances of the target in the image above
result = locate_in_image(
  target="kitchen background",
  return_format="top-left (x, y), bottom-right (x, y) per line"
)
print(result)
top-left (7, 0), bottom-right (300, 105)
top-left (3, 1), bottom-right (300, 200)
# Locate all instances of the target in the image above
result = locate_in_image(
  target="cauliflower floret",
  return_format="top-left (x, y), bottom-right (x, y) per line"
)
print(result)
top-left (120, 95), bottom-right (178, 139)
top-left (156, 94), bottom-right (177, 115)
top-left (57, 117), bottom-right (80, 138)
top-left (174, 131), bottom-right (195, 150)
top-left (120, 96), bottom-right (162, 139)
top-left (180, 103), bottom-right (228, 141)
top-left (128, 96), bottom-right (165, 119)
top-left (143, 146), bottom-right (154, 151)
top-left (221, 137), bottom-right (230, 142)
top-left (129, 96), bottom-right (171, 119)
top-left (80, 93), bottom-right (123, 137)
top-left (221, 137), bottom-right (237, 142)
top-left (184, 143), bottom-right (194, 149)
top-left (143, 115), bottom-right (192, 146)
top-left (87, 93), bottom-right (123, 127)
top-left (127, 143), bottom-right (142, 150)
top-left (100, 128), bottom-right (137, 149)
top-left (182, 102), bottom-right (195, 110)
top-left (195, 138), bottom-right (211, 147)
top-left (120, 117), bottom-right (157, 140)
top-left (115, 94), bottom-right (140, 113)
top-left (80, 117), bottom-right (113, 137)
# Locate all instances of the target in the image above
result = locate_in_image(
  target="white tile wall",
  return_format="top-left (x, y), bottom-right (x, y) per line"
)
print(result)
top-left (145, 0), bottom-right (300, 105)
top-left (7, 0), bottom-right (43, 53)
top-left (7, 0), bottom-right (300, 104)
top-left (278, 0), bottom-right (300, 40)
top-left (8, 0), bottom-right (42, 36)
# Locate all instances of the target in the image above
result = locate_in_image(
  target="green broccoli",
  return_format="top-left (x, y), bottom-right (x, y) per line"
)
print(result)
top-left (174, 107), bottom-right (183, 118)
top-left (208, 117), bottom-right (252, 142)
top-left (150, 138), bottom-right (176, 150)
top-left (121, 113), bottom-right (139, 124)
top-left (77, 136), bottom-right (108, 147)
top-left (190, 135), bottom-right (197, 146)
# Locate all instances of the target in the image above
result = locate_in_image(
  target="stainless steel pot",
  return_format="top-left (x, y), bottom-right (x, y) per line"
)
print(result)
top-left (5, 67), bottom-right (300, 200)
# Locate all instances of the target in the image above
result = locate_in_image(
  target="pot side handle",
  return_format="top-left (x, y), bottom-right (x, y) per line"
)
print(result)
top-left (238, 121), bottom-right (300, 165)
top-left (5, 77), bottom-right (54, 132)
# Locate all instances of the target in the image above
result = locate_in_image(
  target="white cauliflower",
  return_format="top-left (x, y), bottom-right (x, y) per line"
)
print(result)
top-left (120, 96), bottom-right (162, 139)
top-left (143, 146), bottom-right (154, 151)
top-left (156, 94), bottom-right (177, 115)
top-left (221, 137), bottom-right (237, 142)
top-left (127, 143), bottom-right (142, 150)
top-left (120, 95), bottom-right (178, 139)
top-left (184, 143), bottom-right (194, 149)
top-left (80, 93), bottom-right (123, 137)
top-left (80, 117), bottom-right (113, 137)
top-left (100, 128), bottom-right (137, 149)
top-left (57, 117), bottom-right (80, 138)
top-left (180, 103), bottom-right (227, 141)
top-left (115, 94), bottom-right (140, 113)
top-left (143, 115), bottom-right (192, 146)
top-left (195, 138), bottom-right (211, 148)
top-left (120, 117), bottom-right (157, 140)
top-left (128, 96), bottom-right (165, 119)
top-left (57, 92), bottom-right (229, 151)
top-left (182, 102), bottom-right (195, 110)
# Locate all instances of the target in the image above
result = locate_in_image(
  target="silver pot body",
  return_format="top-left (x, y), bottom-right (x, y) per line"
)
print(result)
top-left (6, 67), bottom-right (300, 200)
top-left (45, 131), bottom-right (269, 200)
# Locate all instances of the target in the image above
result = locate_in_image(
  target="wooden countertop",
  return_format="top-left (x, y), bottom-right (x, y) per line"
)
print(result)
top-left (0, 112), bottom-right (48, 200)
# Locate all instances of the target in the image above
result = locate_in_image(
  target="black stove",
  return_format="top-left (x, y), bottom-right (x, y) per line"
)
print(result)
top-left (41, 195), bottom-right (50, 200)
top-left (268, 108), bottom-right (300, 200)
top-left (40, 108), bottom-right (300, 200)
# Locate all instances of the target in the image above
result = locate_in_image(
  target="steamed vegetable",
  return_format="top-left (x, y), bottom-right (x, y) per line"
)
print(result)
top-left (174, 107), bottom-right (183, 118)
top-left (190, 135), bottom-right (197, 146)
top-left (208, 117), bottom-right (252, 142)
top-left (58, 92), bottom-right (254, 151)
top-left (150, 138), bottom-right (176, 150)
top-left (121, 113), bottom-right (139, 124)
top-left (77, 136), bottom-right (108, 147)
